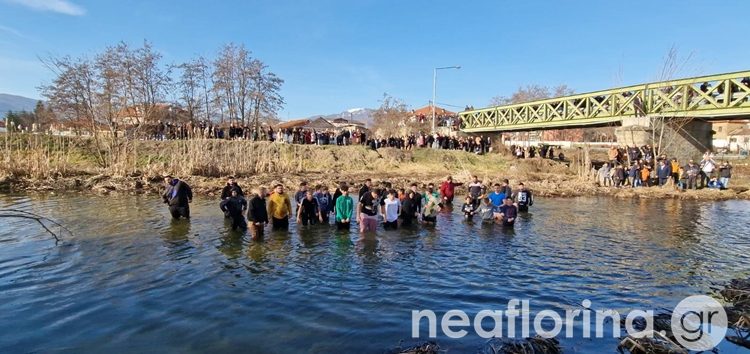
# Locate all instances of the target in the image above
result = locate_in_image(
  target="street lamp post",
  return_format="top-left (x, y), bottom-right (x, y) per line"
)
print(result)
top-left (432, 65), bottom-right (461, 133)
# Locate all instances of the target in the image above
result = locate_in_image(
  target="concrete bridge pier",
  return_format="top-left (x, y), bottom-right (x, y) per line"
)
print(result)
top-left (615, 116), bottom-right (712, 162)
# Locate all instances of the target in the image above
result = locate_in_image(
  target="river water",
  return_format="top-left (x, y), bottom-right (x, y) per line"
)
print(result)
top-left (0, 194), bottom-right (748, 353)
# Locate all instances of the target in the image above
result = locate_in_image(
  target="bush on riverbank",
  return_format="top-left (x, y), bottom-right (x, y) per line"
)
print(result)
top-left (2, 133), bottom-right (748, 201)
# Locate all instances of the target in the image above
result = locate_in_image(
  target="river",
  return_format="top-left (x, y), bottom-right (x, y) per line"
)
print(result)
top-left (0, 194), bottom-right (748, 353)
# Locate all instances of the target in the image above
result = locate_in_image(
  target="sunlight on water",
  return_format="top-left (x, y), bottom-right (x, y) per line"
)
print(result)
top-left (0, 194), bottom-right (748, 353)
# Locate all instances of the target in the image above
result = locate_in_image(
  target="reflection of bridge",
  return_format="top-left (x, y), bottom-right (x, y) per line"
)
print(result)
top-left (460, 71), bottom-right (750, 133)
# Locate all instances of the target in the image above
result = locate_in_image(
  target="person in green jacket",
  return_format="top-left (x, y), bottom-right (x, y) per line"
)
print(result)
top-left (335, 185), bottom-right (354, 230)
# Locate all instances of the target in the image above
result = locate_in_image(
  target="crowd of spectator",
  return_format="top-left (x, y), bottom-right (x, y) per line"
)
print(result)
top-left (597, 146), bottom-right (733, 190)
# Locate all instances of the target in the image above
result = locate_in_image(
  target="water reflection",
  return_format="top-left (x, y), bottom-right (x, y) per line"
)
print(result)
top-left (1, 194), bottom-right (749, 353)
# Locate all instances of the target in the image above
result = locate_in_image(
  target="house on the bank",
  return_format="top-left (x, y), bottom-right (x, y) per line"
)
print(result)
top-left (330, 117), bottom-right (367, 133)
top-left (115, 103), bottom-right (189, 126)
top-left (713, 120), bottom-right (750, 152)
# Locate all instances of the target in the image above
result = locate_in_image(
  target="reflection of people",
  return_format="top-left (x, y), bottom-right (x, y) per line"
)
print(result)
top-left (247, 187), bottom-right (269, 239)
top-left (267, 184), bottom-right (292, 230)
top-left (162, 175), bottom-right (192, 219)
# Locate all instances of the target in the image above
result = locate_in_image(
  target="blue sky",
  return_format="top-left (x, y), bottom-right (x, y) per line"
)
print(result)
top-left (1, 0), bottom-right (749, 118)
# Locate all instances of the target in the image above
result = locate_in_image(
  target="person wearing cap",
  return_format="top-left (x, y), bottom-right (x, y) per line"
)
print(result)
top-left (718, 161), bottom-right (733, 189)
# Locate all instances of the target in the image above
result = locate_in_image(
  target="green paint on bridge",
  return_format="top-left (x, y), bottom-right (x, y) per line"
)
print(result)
top-left (460, 71), bottom-right (750, 133)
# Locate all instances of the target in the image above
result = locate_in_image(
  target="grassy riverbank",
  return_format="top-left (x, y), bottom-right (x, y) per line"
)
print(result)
top-left (1, 133), bottom-right (749, 200)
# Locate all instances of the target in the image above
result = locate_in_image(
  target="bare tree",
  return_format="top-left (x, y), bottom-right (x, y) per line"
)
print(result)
top-left (249, 59), bottom-right (284, 139)
top-left (371, 93), bottom-right (413, 137)
top-left (175, 58), bottom-right (207, 121)
top-left (490, 84), bottom-right (573, 106)
top-left (650, 46), bottom-right (700, 157)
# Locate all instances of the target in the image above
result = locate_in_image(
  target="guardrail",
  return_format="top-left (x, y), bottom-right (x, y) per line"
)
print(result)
top-left (461, 71), bottom-right (750, 132)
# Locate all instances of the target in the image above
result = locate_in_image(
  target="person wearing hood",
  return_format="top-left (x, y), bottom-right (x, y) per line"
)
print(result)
top-left (162, 175), bottom-right (193, 219)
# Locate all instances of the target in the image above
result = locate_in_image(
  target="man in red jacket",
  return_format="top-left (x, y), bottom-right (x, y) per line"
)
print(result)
top-left (439, 176), bottom-right (463, 205)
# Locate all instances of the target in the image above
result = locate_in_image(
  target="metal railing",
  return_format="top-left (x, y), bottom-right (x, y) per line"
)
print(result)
top-left (460, 71), bottom-right (750, 132)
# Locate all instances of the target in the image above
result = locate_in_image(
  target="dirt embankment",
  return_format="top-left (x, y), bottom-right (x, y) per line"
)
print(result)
top-left (1, 136), bottom-right (748, 201)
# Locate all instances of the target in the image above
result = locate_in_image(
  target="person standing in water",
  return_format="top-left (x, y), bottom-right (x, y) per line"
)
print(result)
top-left (162, 175), bottom-right (193, 220)
top-left (297, 190), bottom-right (322, 226)
top-left (400, 190), bottom-right (419, 227)
top-left (461, 196), bottom-right (476, 220)
top-left (358, 189), bottom-right (381, 233)
top-left (422, 183), bottom-right (441, 225)
top-left (334, 185), bottom-right (354, 230)
top-left (512, 183), bottom-right (534, 213)
top-left (476, 198), bottom-right (495, 223)
top-left (498, 198), bottom-right (518, 227)
top-left (223, 189), bottom-right (247, 230)
top-left (382, 190), bottom-right (401, 230)
top-left (488, 183), bottom-right (506, 213)
top-left (247, 187), bottom-right (269, 239)
top-left (267, 184), bottom-right (292, 230)
top-left (467, 176), bottom-right (486, 208)
top-left (439, 176), bottom-right (463, 205)
top-left (314, 185), bottom-right (333, 225)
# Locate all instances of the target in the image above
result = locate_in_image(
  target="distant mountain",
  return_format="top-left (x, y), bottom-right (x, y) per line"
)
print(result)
top-left (306, 108), bottom-right (376, 127)
top-left (0, 93), bottom-right (40, 114)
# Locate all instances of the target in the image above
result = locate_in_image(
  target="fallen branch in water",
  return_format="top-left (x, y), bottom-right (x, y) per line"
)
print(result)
top-left (0, 209), bottom-right (73, 242)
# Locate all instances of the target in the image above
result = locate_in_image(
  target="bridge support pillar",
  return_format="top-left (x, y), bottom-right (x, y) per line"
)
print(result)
top-left (615, 117), bottom-right (712, 161)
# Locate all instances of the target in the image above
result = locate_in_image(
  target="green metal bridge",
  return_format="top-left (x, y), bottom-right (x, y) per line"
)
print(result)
top-left (460, 70), bottom-right (750, 133)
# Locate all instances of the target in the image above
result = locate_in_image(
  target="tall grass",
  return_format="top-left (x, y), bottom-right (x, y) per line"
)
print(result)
top-left (1, 134), bottom-right (523, 183)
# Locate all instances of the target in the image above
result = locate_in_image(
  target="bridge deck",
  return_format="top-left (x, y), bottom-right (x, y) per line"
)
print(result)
top-left (460, 71), bottom-right (750, 132)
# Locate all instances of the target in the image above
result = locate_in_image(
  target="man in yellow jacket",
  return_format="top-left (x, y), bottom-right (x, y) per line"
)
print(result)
top-left (267, 184), bottom-right (292, 229)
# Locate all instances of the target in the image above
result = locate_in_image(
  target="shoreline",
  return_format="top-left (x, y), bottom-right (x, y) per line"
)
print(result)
top-left (2, 172), bottom-right (748, 201)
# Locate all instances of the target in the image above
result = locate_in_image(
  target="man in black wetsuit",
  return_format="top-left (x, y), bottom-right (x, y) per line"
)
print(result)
top-left (162, 175), bottom-right (193, 219)
top-left (223, 189), bottom-right (247, 230)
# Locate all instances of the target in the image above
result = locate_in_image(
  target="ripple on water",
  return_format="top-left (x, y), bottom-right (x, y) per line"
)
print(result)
top-left (1, 195), bottom-right (749, 353)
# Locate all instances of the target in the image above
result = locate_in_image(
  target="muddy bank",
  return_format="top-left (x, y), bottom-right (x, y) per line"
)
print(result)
top-left (2, 137), bottom-right (748, 201)
top-left (2, 169), bottom-right (748, 201)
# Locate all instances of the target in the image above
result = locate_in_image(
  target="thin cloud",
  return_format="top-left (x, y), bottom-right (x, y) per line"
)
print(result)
top-left (6, 0), bottom-right (86, 16)
top-left (0, 24), bottom-right (32, 40)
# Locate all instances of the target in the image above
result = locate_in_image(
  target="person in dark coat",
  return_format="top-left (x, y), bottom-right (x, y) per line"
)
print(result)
top-left (656, 160), bottom-right (672, 186)
top-left (220, 176), bottom-right (244, 200)
top-left (223, 189), bottom-right (247, 230)
top-left (220, 176), bottom-right (244, 217)
top-left (247, 188), bottom-right (269, 239)
top-left (162, 175), bottom-right (193, 219)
